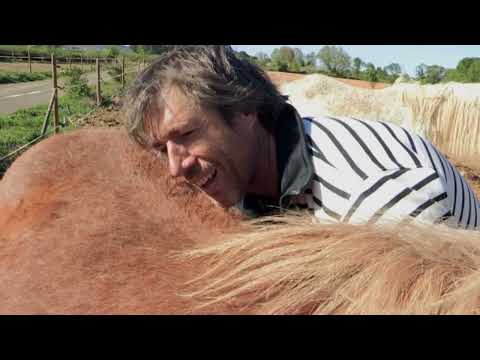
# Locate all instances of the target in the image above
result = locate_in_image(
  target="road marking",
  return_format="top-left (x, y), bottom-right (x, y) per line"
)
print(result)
top-left (0, 90), bottom-right (46, 100)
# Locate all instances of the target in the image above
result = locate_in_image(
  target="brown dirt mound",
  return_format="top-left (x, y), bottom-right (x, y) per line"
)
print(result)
top-left (267, 71), bottom-right (306, 86)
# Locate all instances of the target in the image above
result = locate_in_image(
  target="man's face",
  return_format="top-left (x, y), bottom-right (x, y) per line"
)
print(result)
top-left (145, 86), bottom-right (261, 208)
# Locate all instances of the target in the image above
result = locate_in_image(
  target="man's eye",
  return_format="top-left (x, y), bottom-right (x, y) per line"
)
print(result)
top-left (182, 129), bottom-right (195, 137)
top-left (153, 143), bottom-right (167, 154)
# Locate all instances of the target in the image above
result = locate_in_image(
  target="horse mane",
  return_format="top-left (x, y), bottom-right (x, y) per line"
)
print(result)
top-left (181, 213), bottom-right (480, 314)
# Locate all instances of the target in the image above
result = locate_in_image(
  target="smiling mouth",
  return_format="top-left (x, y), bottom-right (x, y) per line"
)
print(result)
top-left (195, 168), bottom-right (217, 191)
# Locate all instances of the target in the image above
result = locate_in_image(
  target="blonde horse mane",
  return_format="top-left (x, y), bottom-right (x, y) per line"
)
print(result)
top-left (180, 213), bottom-right (480, 314)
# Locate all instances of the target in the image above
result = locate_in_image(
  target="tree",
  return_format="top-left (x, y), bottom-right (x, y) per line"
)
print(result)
top-left (422, 65), bottom-right (447, 84)
top-left (416, 63), bottom-right (428, 81)
top-left (384, 63), bottom-right (402, 76)
top-left (365, 63), bottom-right (377, 82)
top-left (305, 52), bottom-right (317, 67)
top-left (353, 57), bottom-right (365, 78)
top-left (130, 45), bottom-right (171, 55)
top-left (278, 47), bottom-right (295, 64)
top-left (292, 48), bottom-right (305, 67)
top-left (271, 47), bottom-right (294, 72)
top-left (317, 46), bottom-right (352, 77)
top-left (236, 51), bottom-right (255, 63)
top-left (456, 57), bottom-right (480, 82)
top-left (443, 69), bottom-right (463, 83)
top-left (254, 51), bottom-right (270, 68)
top-left (103, 46), bottom-right (120, 58)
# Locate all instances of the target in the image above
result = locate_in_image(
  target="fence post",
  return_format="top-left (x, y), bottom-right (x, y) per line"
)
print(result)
top-left (41, 91), bottom-right (57, 136)
top-left (51, 53), bottom-right (60, 134)
top-left (122, 56), bottom-right (125, 88)
top-left (28, 49), bottom-right (32, 73)
top-left (96, 58), bottom-right (101, 106)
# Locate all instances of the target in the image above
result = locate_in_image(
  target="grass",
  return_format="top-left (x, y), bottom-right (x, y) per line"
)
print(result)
top-left (0, 62), bottom-right (54, 73)
top-left (0, 94), bottom-right (97, 177)
top-left (0, 70), bottom-right (51, 84)
top-left (0, 68), bottom-right (140, 178)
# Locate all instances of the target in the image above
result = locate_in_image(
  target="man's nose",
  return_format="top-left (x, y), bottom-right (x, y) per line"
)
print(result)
top-left (166, 141), bottom-right (196, 177)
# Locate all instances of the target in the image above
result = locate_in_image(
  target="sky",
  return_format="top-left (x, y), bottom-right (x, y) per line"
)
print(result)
top-left (232, 45), bottom-right (480, 76)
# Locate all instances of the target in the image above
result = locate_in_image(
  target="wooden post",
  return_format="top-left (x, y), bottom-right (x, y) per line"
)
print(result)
top-left (96, 58), bottom-right (101, 106)
top-left (28, 49), bottom-right (32, 73)
top-left (121, 56), bottom-right (125, 88)
top-left (80, 55), bottom-right (83, 70)
top-left (51, 54), bottom-right (60, 134)
top-left (41, 91), bottom-right (57, 136)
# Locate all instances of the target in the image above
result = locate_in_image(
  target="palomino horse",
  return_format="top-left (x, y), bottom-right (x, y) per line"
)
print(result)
top-left (1, 128), bottom-right (480, 314)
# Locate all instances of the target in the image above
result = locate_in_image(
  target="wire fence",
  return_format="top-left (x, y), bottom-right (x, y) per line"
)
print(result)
top-left (0, 53), bottom-right (147, 166)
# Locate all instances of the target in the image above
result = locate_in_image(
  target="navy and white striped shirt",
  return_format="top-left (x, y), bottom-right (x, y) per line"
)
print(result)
top-left (301, 116), bottom-right (479, 230)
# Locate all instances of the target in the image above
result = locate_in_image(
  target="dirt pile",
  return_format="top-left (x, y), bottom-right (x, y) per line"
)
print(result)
top-left (279, 73), bottom-right (415, 129)
top-left (279, 74), bottom-right (480, 160)
top-left (70, 96), bottom-right (124, 128)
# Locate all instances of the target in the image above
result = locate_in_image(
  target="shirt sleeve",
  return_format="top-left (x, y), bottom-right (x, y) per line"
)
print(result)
top-left (342, 167), bottom-right (451, 225)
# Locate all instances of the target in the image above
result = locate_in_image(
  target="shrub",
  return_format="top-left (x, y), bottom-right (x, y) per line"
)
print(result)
top-left (107, 61), bottom-right (123, 83)
top-left (60, 67), bottom-right (91, 98)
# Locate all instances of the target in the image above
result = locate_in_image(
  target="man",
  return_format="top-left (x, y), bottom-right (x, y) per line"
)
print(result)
top-left (125, 45), bottom-right (479, 230)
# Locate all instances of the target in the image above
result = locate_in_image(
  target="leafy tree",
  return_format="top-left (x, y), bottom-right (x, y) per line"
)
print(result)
top-left (305, 52), bottom-right (317, 67)
top-left (317, 46), bottom-right (352, 77)
top-left (422, 65), bottom-right (447, 84)
top-left (384, 63), bottom-right (402, 76)
top-left (416, 63), bottom-right (428, 81)
top-left (292, 48), bottom-right (305, 67)
top-left (364, 63), bottom-right (377, 82)
top-left (443, 69), bottom-right (463, 83)
top-left (456, 57), bottom-right (480, 82)
top-left (130, 45), bottom-right (171, 55)
top-left (352, 57), bottom-right (365, 78)
top-left (271, 47), bottom-right (291, 72)
top-left (236, 51), bottom-right (255, 63)
top-left (278, 47), bottom-right (295, 64)
top-left (103, 46), bottom-right (120, 58)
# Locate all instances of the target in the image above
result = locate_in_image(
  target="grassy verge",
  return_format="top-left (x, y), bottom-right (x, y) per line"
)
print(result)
top-left (0, 95), bottom-right (97, 177)
top-left (0, 67), bottom-right (135, 178)
top-left (0, 70), bottom-right (51, 84)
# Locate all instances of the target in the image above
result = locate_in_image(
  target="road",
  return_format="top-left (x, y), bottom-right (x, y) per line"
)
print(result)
top-left (0, 70), bottom-right (126, 116)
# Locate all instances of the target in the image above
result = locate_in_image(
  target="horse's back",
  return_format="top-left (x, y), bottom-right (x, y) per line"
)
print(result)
top-left (0, 128), bottom-right (239, 314)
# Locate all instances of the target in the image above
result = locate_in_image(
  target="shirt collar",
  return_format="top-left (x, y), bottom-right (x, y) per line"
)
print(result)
top-left (239, 104), bottom-right (314, 217)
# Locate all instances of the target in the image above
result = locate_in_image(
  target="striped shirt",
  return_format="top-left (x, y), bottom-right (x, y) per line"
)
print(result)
top-left (300, 116), bottom-right (479, 230)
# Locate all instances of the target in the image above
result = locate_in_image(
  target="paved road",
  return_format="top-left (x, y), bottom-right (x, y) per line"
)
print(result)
top-left (0, 79), bottom-right (56, 115)
top-left (0, 70), bottom-right (131, 116)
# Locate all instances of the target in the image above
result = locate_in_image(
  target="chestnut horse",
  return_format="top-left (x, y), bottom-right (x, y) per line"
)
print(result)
top-left (2, 128), bottom-right (480, 314)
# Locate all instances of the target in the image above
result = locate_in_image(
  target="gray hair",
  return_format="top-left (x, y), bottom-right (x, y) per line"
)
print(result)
top-left (124, 45), bottom-right (288, 147)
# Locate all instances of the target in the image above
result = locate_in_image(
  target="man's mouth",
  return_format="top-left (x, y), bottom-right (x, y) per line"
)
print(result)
top-left (193, 168), bottom-right (217, 191)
